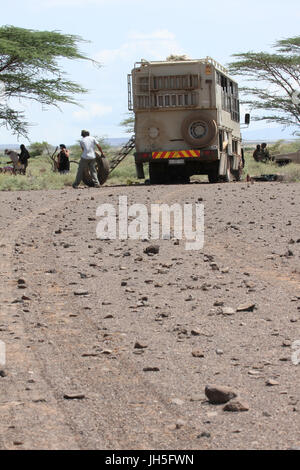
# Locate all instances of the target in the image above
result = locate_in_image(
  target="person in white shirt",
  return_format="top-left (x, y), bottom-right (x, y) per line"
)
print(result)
top-left (73, 130), bottom-right (104, 188)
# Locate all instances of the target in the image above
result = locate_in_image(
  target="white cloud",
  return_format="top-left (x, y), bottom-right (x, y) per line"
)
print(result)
top-left (72, 103), bottom-right (112, 121)
top-left (95, 29), bottom-right (186, 65)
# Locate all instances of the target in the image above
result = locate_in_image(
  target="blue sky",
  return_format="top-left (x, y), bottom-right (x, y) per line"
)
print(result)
top-left (1, 0), bottom-right (299, 145)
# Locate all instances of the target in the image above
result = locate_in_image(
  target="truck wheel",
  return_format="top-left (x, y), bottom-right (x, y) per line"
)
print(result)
top-left (96, 153), bottom-right (110, 185)
top-left (181, 112), bottom-right (217, 148)
top-left (208, 162), bottom-right (219, 183)
top-left (149, 162), bottom-right (168, 184)
top-left (82, 153), bottom-right (110, 187)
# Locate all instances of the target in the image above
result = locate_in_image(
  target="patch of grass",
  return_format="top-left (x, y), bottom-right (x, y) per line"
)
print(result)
top-left (243, 139), bottom-right (300, 182)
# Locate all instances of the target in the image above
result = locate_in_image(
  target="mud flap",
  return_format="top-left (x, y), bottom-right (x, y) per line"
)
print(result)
top-left (219, 153), bottom-right (227, 176)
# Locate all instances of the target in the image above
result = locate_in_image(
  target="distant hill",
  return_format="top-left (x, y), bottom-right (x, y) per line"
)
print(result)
top-left (0, 138), bottom-right (129, 150)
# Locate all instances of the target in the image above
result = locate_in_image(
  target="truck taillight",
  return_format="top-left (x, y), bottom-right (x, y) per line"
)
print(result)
top-left (141, 153), bottom-right (150, 158)
top-left (202, 150), bottom-right (212, 156)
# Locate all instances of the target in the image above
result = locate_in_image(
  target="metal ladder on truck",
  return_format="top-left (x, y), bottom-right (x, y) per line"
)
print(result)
top-left (108, 135), bottom-right (135, 174)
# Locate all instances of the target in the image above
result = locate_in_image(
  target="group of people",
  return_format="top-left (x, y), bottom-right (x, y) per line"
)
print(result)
top-left (55, 130), bottom-right (105, 187)
top-left (253, 143), bottom-right (273, 162)
top-left (3, 144), bottom-right (31, 174)
top-left (3, 130), bottom-right (104, 187)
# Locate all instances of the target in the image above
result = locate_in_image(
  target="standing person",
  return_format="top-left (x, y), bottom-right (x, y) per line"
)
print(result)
top-left (19, 144), bottom-right (31, 173)
top-left (253, 144), bottom-right (261, 162)
top-left (261, 142), bottom-right (270, 161)
top-left (73, 130), bottom-right (104, 188)
top-left (57, 144), bottom-right (70, 174)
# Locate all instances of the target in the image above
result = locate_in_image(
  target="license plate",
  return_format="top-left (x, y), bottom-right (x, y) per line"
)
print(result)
top-left (168, 159), bottom-right (185, 165)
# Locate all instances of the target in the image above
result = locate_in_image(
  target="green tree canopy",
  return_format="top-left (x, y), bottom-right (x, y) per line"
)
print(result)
top-left (0, 25), bottom-right (98, 136)
top-left (228, 36), bottom-right (300, 134)
top-left (120, 112), bottom-right (134, 134)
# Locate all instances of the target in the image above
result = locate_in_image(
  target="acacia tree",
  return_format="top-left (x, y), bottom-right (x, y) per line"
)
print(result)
top-left (0, 25), bottom-right (98, 136)
top-left (228, 36), bottom-right (300, 134)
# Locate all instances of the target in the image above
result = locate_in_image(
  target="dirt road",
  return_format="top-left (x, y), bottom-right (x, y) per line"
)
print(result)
top-left (0, 181), bottom-right (299, 450)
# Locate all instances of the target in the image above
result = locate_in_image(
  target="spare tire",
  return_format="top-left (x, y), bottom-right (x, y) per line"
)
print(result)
top-left (181, 112), bottom-right (217, 148)
top-left (82, 152), bottom-right (110, 187)
top-left (96, 153), bottom-right (110, 185)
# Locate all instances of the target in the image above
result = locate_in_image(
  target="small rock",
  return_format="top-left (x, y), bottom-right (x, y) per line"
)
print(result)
top-left (191, 329), bottom-right (201, 336)
top-left (236, 303), bottom-right (256, 312)
top-left (205, 385), bottom-right (237, 404)
top-left (192, 350), bottom-right (205, 358)
top-left (221, 307), bottom-right (235, 316)
top-left (175, 419), bottom-right (186, 429)
top-left (144, 245), bottom-right (160, 255)
top-left (266, 379), bottom-right (279, 386)
top-left (197, 432), bottom-right (211, 438)
top-left (134, 341), bottom-right (148, 349)
top-left (223, 399), bottom-right (249, 412)
top-left (63, 393), bottom-right (86, 400)
top-left (74, 290), bottom-right (89, 296)
top-left (143, 366), bottom-right (160, 372)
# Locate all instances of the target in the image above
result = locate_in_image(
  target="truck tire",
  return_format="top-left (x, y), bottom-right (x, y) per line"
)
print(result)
top-left (208, 162), bottom-right (219, 183)
top-left (96, 153), bottom-right (110, 185)
top-left (149, 162), bottom-right (168, 184)
top-left (181, 112), bottom-right (217, 148)
top-left (82, 153), bottom-right (110, 187)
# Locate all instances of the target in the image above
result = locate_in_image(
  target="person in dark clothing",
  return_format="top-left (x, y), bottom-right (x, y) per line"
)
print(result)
top-left (19, 144), bottom-right (31, 173)
top-left (261, 142), bottom-right (271, 161)
top-left (253, 144), bottom-right (261, 162)
top-left (57, 144), bottom-right (70, 174)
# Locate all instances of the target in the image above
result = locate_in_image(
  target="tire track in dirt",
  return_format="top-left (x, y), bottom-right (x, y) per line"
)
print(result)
top-left (8, 185), bottom-right (206, 450)
top-left (0, 194), bottom-right (88, 449)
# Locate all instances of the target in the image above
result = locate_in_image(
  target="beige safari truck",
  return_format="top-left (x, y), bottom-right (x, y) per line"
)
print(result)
top-left (128, 57), bottom-right (249, 184)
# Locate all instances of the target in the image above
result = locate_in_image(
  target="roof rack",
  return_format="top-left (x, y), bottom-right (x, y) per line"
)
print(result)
top-left (134, 57), bottom-right (228, 75)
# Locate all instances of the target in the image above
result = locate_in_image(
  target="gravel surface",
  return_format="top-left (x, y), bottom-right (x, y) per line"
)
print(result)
top-left (0, 181), bottom-right (299, 450)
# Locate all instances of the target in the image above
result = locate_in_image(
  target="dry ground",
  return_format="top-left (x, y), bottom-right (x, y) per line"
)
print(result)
top-left (0, 180), bottom-right (299, 450)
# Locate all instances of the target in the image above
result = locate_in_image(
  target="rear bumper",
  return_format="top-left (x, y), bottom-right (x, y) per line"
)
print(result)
top-left (135, 149), bottom-right (219, 163)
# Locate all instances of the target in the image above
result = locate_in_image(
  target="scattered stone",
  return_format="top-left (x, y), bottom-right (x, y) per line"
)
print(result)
top-left (143, 366), bottom-right (160, 372)
top-left (175, 419), bottom-right (186, 429)
top-left (223, 399), bottom-right (249, 412)
top-left (236, 303), bottom-right (256, 312)
top-left (198, 432), bottom-right (211, 438)
top-left (266, 379), bottom-right (279, 386)
top-left (63, 393), bottom-right (86, 400)
top-left (74, 290), bottom-right (89, 296)
top-left (21, 295), bottom-right (31, 301)
top-left (191, 329), bottom-right (201, 336)
top-left (144, 245), bottom-right (160, 255)
top-left (221, 307), bottom-right (235, 316)
top-left (192, 350), bottom-right (205, 358)
top-left (134, 341), bottom-right (148, 349)
top-left (205, 385), bottom-right (238, 404)
top-left (100, 349), bottom-right (113, 355)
